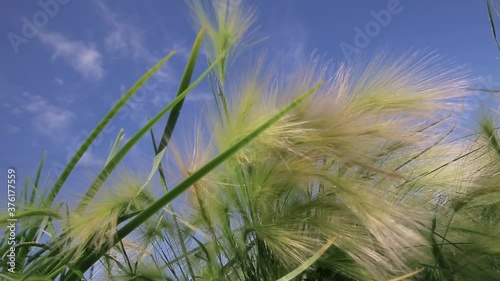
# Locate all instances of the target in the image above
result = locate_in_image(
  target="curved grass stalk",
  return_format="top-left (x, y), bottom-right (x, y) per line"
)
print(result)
top-left (105, 128), bottom-right (125, 165)
top-left (487, 0), bottom-right (500, 50)
top-left (45, 51), bottom-right (176, 206)
top-left (277, 237), bottom-right (337, 281)
top-left (157, 26), bottom-right (206, 153)
top-left (152, 27), bottom-right (207, 279)
top-left (61, 83), bottom-right (323, 281)
top-left (388, 268), bottom-right (424, 281)
top-left (74, 29), bottom-right (227, 214)
top-left (73, 69), bottom-right (210, 213)
top-left (6, 152), bottom-right (47, 268)
top-left (150, 129), bottom-right (197, 279)
top-left (10, 49), bottom-right (177, 271)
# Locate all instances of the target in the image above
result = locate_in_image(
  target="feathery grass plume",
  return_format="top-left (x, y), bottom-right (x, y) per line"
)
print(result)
top-left (169, 124), bottom-right (222, 264)
top-left (61, 172), bottom-right (156, 262)
top-left (465, 115), bottom-right (500, 222)
top-left (170, 122), bottom-right (213, 199)
top-left (381, 134), bottom-right (476, 206)
top-left (184, 52), bottom-right (472, 280)
top-left (187, 0), bottom-right (257, 85)
top-left (168, 124), bottom-right (218, 233)
top-left (400, 116), bottom-right (500, 280)
top-left (290, 52), bottom-right (468, 169)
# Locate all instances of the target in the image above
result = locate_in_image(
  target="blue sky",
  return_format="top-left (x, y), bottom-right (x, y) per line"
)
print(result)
top-left (1, 0), bottom-right (500, 201)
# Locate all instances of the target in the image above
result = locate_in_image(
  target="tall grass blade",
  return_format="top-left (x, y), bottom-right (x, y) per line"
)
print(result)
top-left (150, 128), bottom-right (197, 279)
top-left (277, 237), bottom-right (337, 281)
top-left (481, 117), bottom-right (500, 155)
top-left (63, 83), bottom-right (323, 280)
top-left (157, 27), bottom-right (205, 152)
top-left (105, 128), bottom-right (125, 165)
top-left (75, 41), bottom-right (221, 214)
top-left (31, 151), bottom-right (46, 205)
top-left (45, 51), bottom-right (175, 206)
top-left (127, 146), bottom-right (167, 209)
top-left (487, 0), bottom-right (500, 49)
top-left (16, 152), bottom-right (46, 267)
top-left (387, 268), bottom-right (423, 281)
top-left (152, 27), bottom-right (206, 280)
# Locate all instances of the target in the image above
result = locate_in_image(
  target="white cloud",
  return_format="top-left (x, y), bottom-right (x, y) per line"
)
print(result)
top-left (96, 1), bottom-right (155, 63)
top-left (96, 2), bottom-right (190, 64)
top-left (7, 125), bottom-right (20, 135)
top-left (55, 77), bottom-right (64, 85)
top-left (79, 151), bottom-right (105, 168)
top-left (271, 21), bottom-right (307, 71)
top-left (3, 102), bottom-right (22, 115)
top-left (163, 41), bottom-right (191, 60)
top-left (39, 32), bottom-right (104, 80)
top-left (21, 92), bottom-right (74, 139)
top-left (94, 2), bottom-right (190, 124)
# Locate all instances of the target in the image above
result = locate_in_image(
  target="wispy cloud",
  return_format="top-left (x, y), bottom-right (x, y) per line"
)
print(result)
top-left (95, 1), bottom-right (186, 81)
top-left (39, 32), bottom-right (104, 80)
top-left (96, 1), bottom-right (156, 63)
top-left (80, 151), bottom-right (105, 168)
top-left (55, 77), bottom-right (64, 85)
top-left (3, 102), bottom-right (22, 115)
top-left (21, 92), bottom-right (74, 140)
top-left (93, 1), bottom-right (191, 125)
top-left (273, 21), bottom-right (307, 71)
top-left (7, 125), bottom-right (20, 135)
top-left (163, 41), bottom-right (192, 60)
